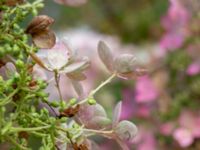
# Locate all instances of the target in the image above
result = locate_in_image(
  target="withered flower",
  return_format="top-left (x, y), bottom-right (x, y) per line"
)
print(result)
top-left (4, 0), bottom-right (24, 6)
top-left (26, 15), bottom-right (56, 49)
top-left (59, 104), bottom-right (80, 118)
top-left (98, 41), bottom-right (147, 79)
top-left (73, 143), bottom-right (88, 150)
top-left (18, 131), bottom-right (29, 140)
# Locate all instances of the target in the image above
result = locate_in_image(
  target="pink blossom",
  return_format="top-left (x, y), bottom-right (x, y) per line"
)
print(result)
top-left (186, 62), bottom-right (200, 76)
top-left (160, 33), bottom-right (184, 51)
top-left (160, 122), bottom-right (175, 136)
top-left (173, 111), bottom-right (200, 147)
top-left (159, 0), bottom-right (190, 53)
top-left (135, 76), bottom-right (158, 103)
top-left (179, 111), bottom-right (200, 138)
top-left (121, 89), bottom-right (152, 120)
top-left (173, 127), bottom-right (193, 147)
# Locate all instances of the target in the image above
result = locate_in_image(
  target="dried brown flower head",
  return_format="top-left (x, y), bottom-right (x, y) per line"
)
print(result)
top-left (26, 15), bottom-right (56, 49)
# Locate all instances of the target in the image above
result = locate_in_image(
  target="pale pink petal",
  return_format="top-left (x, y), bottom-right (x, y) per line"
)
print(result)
top-left (173, 128), bottom-right (194, 147)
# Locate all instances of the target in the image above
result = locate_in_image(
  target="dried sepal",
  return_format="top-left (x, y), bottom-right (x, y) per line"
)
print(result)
top-left (67, 72), bottom-right (87, 81)
top-left (26, 15), bottom-right (56, 49)
top-left (60, 57), bottom-right (90, 74)
top-left (114, 54), bottom-right (137, 74)
top-left (98, 41), bottom-right (147, 79)
top-left (114, 120), bottom-right (137, 141)
top-left (98, 41), bottom-right (114, 71)
top-left (70, 80), bottom-right (84, 97)
top-left (73, 143), bottom-right (88, 150)
top-left (93, 104), bottom-right (107, 117)
top-left (32, 29), bottom-right (56, 49)
top-left (112, 101), bottom-right (122, 126)
top-left (59, 104), bottom-right (80, 118)
top-left (26, 15), bottom-right (54, 34)
top-left (90, 116), bottom-right (111, 129)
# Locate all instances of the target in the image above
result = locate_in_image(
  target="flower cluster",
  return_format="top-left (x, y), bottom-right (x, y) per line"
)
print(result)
top-left (0, 1), bottom-right (145, 150)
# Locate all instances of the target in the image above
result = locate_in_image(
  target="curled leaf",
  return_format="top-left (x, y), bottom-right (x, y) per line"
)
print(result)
top-left (112, 101), bottom-right (122, 126)
top-left (26, 15), bottom-right (54, 34)
top-left (114, 54), bottom-right (137, 74)
top-left (114, 120), bottom-right (137, 141)
top-left (98, 41), bottom-right (114, 71)
top-left (32, 29), bottom-right (56, 49)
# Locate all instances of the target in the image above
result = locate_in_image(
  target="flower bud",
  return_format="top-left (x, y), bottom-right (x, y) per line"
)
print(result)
top-left (87, 98), bottom-right (96, 105)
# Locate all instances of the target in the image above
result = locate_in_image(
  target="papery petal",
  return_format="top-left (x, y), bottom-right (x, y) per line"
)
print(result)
top-left (32, 29), bottom-right (56, 49)
top-left (60, 57), bottom-right (90, 73)
top-left (114, 54), bottom-right (137, 74)
top-left (47, 49), bottom-right (70, 70)
top-left (98, 41), bottom-right (114, 71)
top-left (112, 101), bottom-right (122, 126)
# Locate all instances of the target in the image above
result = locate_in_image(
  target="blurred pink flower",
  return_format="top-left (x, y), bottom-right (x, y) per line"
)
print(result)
top-left (160, 122), bottom-right (175, 136)
top-left (186, 62), bottom-right (200, 76)
top-left (173, 111), bottom-right (200, 147)
top-left (160, 33), bottom-right (184, 51)
top-left (135, 76), bottom-right (158, 103)
top-left (159, 0), bottom-right (190, 54)
top-left (173, 127), bottom-right (193, 148)
top-left (133, 127), bottom-right (156, 150)
top-left (121, 89), bottom-right (152, 120)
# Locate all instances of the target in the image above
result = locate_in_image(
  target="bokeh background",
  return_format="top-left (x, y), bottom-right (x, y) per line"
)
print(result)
top-left (42, 0), bottom-right (200, 149)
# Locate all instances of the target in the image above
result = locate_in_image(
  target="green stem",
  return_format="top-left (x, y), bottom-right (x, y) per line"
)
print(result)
top-left (7, 136), bottom-right (28, 150)
top-left (77, 73), bottom-right (116, 105)
top-left (83, 128), bottom-right (113, 135)
top-left (54, 70), bottom-right (63, 101)
top-left (0, 88), bottom-right (19, 106)
top-left (10, 125), bottom-right (51, 133)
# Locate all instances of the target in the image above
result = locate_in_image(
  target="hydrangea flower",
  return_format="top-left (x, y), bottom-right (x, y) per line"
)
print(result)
top-left (33, 39), bottom-right (90, 80)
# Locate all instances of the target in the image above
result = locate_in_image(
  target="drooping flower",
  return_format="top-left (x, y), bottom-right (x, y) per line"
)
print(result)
top-left (98, 41), bottom-right (147, 80)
